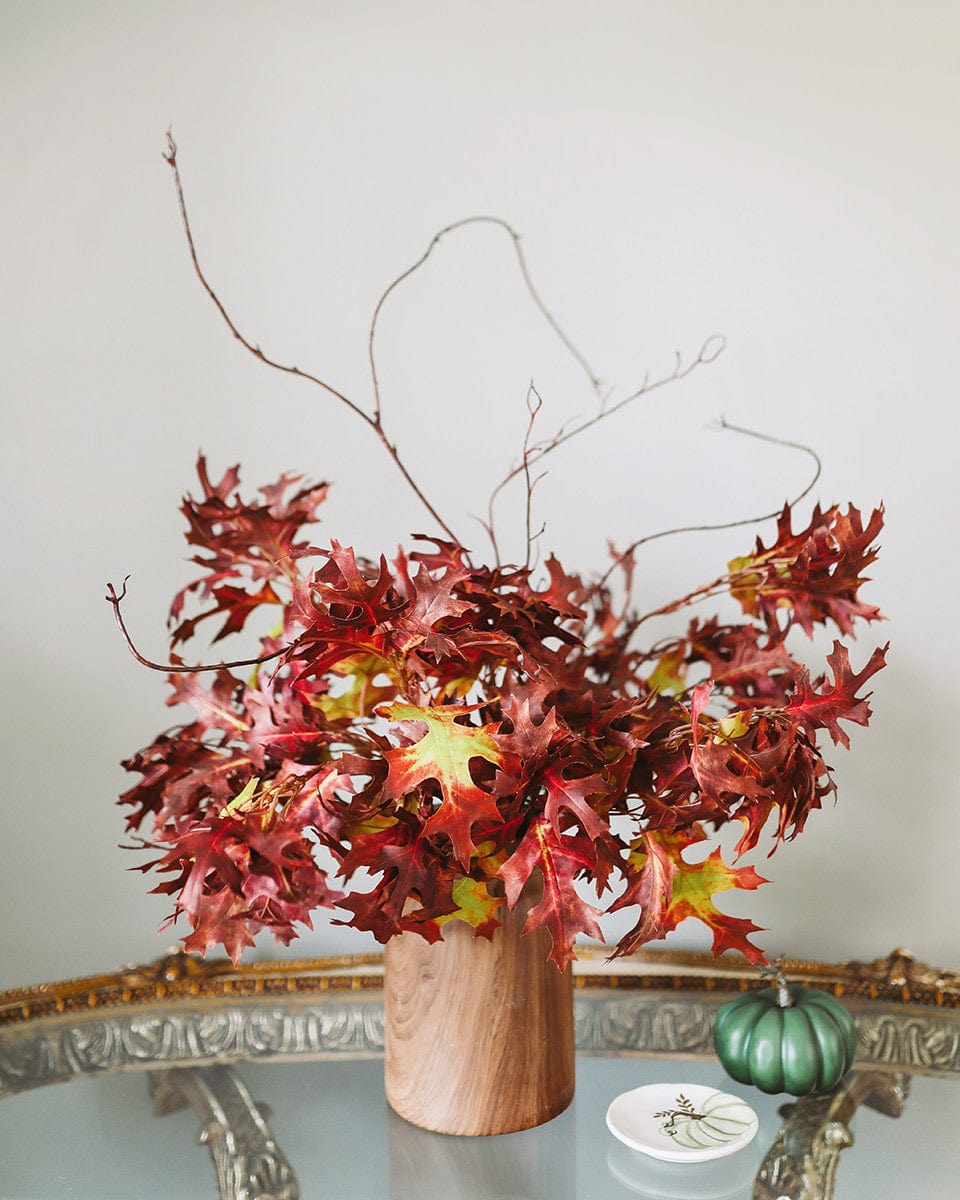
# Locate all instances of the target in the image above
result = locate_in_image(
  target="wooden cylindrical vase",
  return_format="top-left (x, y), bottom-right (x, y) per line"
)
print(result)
top-left (383, 878), bottom-right (575, 1136)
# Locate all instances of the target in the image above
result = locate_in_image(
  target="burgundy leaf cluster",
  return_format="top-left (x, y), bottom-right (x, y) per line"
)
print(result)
top-left (120, 459), bottom-right (886, 969)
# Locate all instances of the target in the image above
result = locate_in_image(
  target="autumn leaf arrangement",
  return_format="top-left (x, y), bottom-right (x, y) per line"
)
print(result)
top-left (110, 137), bottom-right (887, 972)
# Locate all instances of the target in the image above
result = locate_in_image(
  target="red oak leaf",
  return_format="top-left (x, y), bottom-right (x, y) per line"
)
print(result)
top-left (239, 674), bottom-right (346, 769)
top-left (729, 503), bottom-right (884, 637)
top-left (787, 641), bottom-right (889, 748)
top-left (177, 888), bottom-right (257, 961)
top-left (304, 542), bottom-right (401, 626)
top-left (378, 827), bottom-right (455, 927)
top-left (331, 804), bottom-right (472, 945)
top-left (306, 653), bottom-right (398, 723)
top-left (686, 686), bottom-right (839, 855)
top-left (664, 844), bottom-right (767, 961)
top-left (287, 544), bottom-right (410, 679)
top-left (179, 458), bottom-right (328, 580)
top-left (390, 551), bottom-right (473, 655)
top-left (170, 456), bottom-right (328, 641)
top-left (689, 684), bottom-right (769, 808)
top-left (152, 819), bottom-right (246, 918)
top-left (147, 775), bottom-right (343, 963)
top-left (500, 816), bottom-right (604, 970)
top-left (119, 728), bottom-right (255, 831)
top-left (541, 764), bottom-right (609, 842)
top-left (608, 830), bottom-right (678, 955)
top-left (729, 716), bottom-right (836, 855)
top-left (492, 695), bottom-right (563, 796)
top-left (686, 618), bottom-right (799, 706)
top-left (612, 828), bottom-right (767, 962)
top-left (535, 555), bottom-right (589, 621)
top-left (167, 669), bottom-right (250, 738)
top-left (172, 580), bottom-right (282, 646)
top-left (436, 875), bottom-right (505, 940)
top-left (379, 703), bottom-right (504, 865)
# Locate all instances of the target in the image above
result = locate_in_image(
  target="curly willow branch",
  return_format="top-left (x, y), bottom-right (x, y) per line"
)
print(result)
top-left (145, 133), bottom-right (822, 674)
top-left (162, 131), bottom-right (461, 546)
top-left (596, 418), bottom-right (823, 593)
top-left (483, 334), bottom-right (726, 557)
top-left (367, 214), bottom-right (605, 423)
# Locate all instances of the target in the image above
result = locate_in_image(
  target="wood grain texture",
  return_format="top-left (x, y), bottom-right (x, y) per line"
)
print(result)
top-left (384, 879), bottom-right (575, 1135)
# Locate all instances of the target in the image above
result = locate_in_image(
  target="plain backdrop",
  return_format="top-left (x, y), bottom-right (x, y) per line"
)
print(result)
top-left (1, 0), bottom-right (958, 991)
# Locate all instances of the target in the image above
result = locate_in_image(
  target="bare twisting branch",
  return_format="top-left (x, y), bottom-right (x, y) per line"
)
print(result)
top-left (485, 336), bottom-right (726, 535)
top-left (713, 415), bottom-right (822, 503)
top-left (106, 578), bottom-right (286, 674)
top-left (162, 131), bottom-right (461, 545)
top-left (161, 132), bottom-right (800, 623)
top-left (163, 134), bottom-right (728, 564)
top-left (163, 133), bottom-right (368, 424)
top-left (534, 335), bottom-right (724, 475)
top-left (367, 215), bottom-right (604, 424)
top-left (521, 383), bottom-right (547, 570)
top-left (365, 214), bottom-right (726, 561)
top-left (470, 509), bottom-right (501, 567)
top-left (595, 419), bottom-right (823, 597)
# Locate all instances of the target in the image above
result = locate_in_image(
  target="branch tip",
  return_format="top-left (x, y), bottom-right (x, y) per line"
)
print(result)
top-left (106, 576), bottom-right (286, 675)
top-left (698, 334), bottom-right (726, 364)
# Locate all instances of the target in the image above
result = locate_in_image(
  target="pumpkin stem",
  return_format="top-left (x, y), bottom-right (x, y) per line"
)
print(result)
top-left (760, 957), bottom-right (793, 1008)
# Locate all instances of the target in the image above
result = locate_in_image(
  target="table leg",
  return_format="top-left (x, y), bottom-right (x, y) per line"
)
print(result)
top-left (149, 1065), bottom-right (299, 1200)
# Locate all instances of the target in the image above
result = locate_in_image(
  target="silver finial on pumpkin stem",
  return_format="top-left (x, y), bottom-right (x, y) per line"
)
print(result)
top-left (759, 956), bottom-right (794, 1009)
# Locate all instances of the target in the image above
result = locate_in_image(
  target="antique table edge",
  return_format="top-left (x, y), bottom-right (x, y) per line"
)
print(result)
top-left (2, 944), bottom-right (958, 1027)
top-left (1, 947), bottom-right (959, 1099)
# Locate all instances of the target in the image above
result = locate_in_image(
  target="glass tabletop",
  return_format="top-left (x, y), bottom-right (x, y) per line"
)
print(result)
top-left (1, 947), bottom-right (958, 1200)
top-left (3, 1056), bottom-right (957, 1200)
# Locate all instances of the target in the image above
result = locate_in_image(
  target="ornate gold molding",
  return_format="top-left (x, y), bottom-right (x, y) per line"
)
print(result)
top-left (838, 947), bottom-right (960, 992)
top-left (3, 945), bottom-right (958, 1029)
top-left (2, 946), bottom-right (959, 1102)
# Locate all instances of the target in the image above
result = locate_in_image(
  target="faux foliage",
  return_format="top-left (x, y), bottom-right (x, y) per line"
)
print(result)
top-left (112, 137), bottom-right (887, 970)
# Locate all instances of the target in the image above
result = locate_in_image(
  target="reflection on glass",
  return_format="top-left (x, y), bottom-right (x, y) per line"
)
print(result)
top-left (606, 1138), bottom-right (761, 1199)
top-left (388, 1102), bottom-right (576, 1200)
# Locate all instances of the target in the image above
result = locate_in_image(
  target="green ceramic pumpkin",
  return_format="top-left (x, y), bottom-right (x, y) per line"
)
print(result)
top-left (713, 982), bottom-right (858, 1096)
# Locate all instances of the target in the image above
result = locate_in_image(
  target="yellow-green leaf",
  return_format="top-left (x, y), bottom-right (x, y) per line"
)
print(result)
top-left (380, 703), bottom-right (503, 865)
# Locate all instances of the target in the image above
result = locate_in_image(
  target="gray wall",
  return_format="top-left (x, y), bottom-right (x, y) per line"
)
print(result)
top-left (2, 0), bottom-right (957, 989)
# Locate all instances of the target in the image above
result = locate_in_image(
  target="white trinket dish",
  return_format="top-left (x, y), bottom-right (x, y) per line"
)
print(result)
top-left (605, 1082), bottom-right (759, 1163)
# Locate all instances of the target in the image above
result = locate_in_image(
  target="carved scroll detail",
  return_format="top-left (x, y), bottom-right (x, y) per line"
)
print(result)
top-left (0, 1000), bottom-right (384, 1096)
top-left (574, 993), bottom-right (717, 1056)
top-left (855, 1011), bottom-right (960, 1073)
top-left (5, 988), bottom-right (960, 1099)
top-left (2, 994), bottom-right (711, 1096)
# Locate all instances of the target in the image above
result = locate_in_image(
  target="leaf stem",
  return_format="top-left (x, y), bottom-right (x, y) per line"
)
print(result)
top-left (760, 957), bottom-right (794, 1007)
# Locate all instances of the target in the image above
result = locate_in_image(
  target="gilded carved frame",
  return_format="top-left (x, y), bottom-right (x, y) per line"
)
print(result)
top-left (2, 945), bottom-right (958, 1097)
